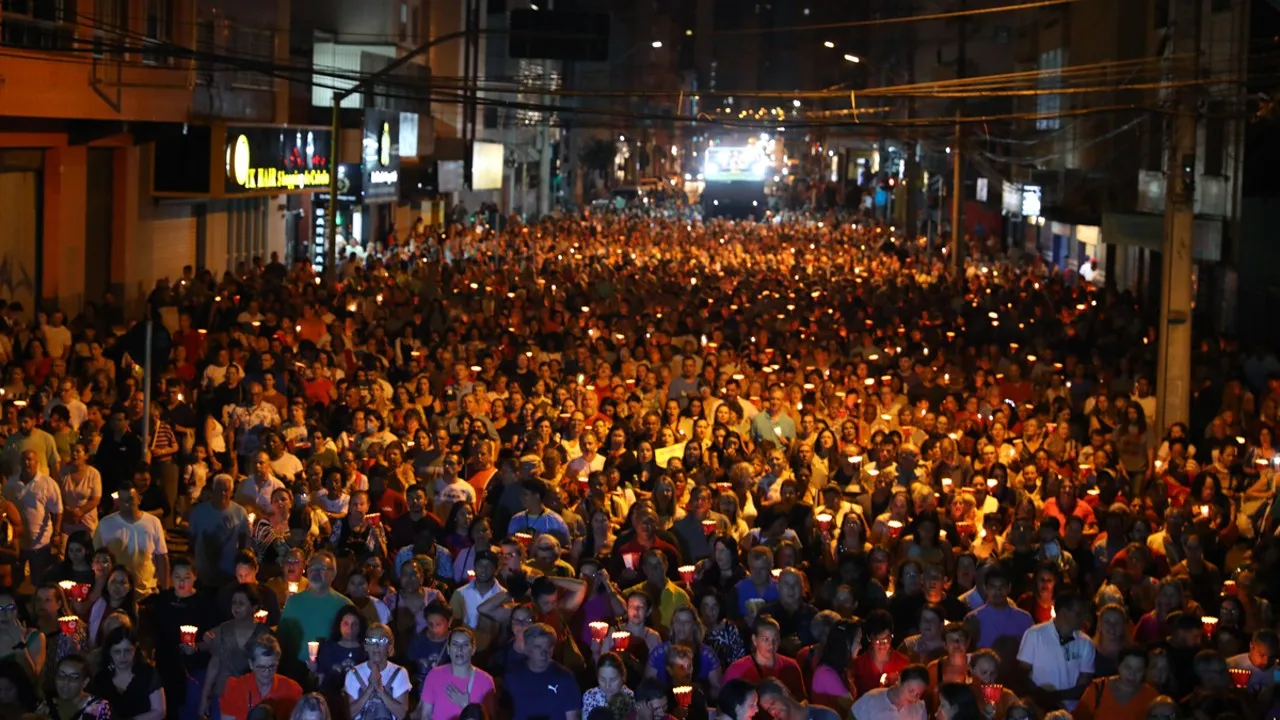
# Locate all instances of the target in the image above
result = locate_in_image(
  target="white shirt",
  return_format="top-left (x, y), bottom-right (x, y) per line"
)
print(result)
top-left (434, 478), bottom-right (476, 509)
top-left (455, 580), bottom-right (506, 628)
top-left (1017, 621), bottom-right (1095, 710)
top-left (3, 473), bottom-right (62, 549)
top-left (344, 660), bottom-right (413, 702)
top-left (269, 453), bottom-right (305, 482)
top-left (45, 398), bottom-right (88, 431)
top-left (849, 688), bottom-right (926, 720)
top-left (565, 453), bottom-right (605, 480)
top-left (93, 512), bottom-right (168, 595)
top-left (236, 475), bottom-right (285, 512)
top-left (42, 324), bottom-right (72, 360)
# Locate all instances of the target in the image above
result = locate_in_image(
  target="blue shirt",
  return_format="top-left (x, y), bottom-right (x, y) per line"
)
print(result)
top-left (733, 577), bottom-right (779, 617)
top-left (647, 641), bottom-right (720, 683)
top-left (750, 411), bottom-right (796, 445)
top-left (503, 661), bottom-right (580, 720)
top-left (187, 501), bottom-right (249, 585)
top-left (506, 509), bottom-right (571, 545)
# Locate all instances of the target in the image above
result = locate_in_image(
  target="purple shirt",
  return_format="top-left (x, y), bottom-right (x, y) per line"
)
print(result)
top-left (966, 603), bottom-right (1033, 650)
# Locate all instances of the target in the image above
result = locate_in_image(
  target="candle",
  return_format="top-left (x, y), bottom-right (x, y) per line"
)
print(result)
top-left (986, 478), bottom-right (998, 489)
top-left (1200, 505), bottom-right (1210, 518)
top-left (673, 686), bottom-right (694, 708)
top-left (816, 513), bottom-right (833, 532)
top-left (514, 532), bottom-right (533, 550)
top-left (255, 610), bottom-right (269, 624)
top-left (770, 568), bottom-right (782, 579)
top-left (980, 684), bottom-right (1003, 706)
top-left (466, 570), bottom-right (475, 580)
top-left (288, 582), bottom-right (299, 595)
top-left (622, 552), bottom-right (640, 570)
top-left (1223, 580), bottom-right (1237, 595)
top-left (701, 518), bottom-right (717, 536)
top-left (610, 631), bottom-right (631, 651)
top-left (589, 622), bottom-right (610, 643)
top-left (941, 477), bottom-right (952, 490)
top-left (58, 616), bottom-right (78, 635)
top-left (879, 673), bottom-right (888, 687)
top-left (307, 641), bottom-right (319, 662)
top-left (679, 565), bottom-right (696, 585)
top-left (1202, 616), bottom-right (1218, 636)
top-left (180, 625), bottom-right (198, 646)
top-left (1229, 667), bottom-right (1251, 689)
top-left (366, 513), bottom-right (381, 527)
top-left (887, 520), bottom-right (904, 539)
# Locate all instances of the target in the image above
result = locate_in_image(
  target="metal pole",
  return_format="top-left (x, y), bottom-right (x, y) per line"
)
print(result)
top-left (536, 0), bottom-right (554, 217)
top-left (141, 319), bottom-right (153, 450)
top-left (950, 112), bottom-right (962, 273)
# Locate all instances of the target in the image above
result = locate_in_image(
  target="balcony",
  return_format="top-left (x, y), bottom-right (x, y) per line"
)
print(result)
top-left (0, 2), bottom-right (280, 123)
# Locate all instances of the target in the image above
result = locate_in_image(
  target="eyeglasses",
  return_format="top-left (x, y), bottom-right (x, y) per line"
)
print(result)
top-left (512, 617), bottom-right (533, 626)
top-left (0, 604), bottom-right (16, 613)
top-left (56, 672), bottom-right (83, 681)
top-left (252, 662), bottom-right (278, 672)
top-left (448, 642), bottom-right (473, 650)
top-left (364, 637), bottom-right (391, 647)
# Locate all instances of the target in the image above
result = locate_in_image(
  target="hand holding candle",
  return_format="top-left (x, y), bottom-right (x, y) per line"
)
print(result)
top-left (180, 625), bottom-right (198, 647)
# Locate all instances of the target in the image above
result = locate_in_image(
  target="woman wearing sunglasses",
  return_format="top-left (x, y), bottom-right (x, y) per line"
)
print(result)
top-left (37, 654), bottom-right (108, 720)
top-left (344, 623), bottom-right (411, 720)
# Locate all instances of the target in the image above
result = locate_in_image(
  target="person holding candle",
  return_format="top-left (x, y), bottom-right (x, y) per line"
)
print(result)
top-left (644, 606), bottom-right (722, 697)
top-left (146, 555), bottom-right (219, 720)
top-left (809, 620), bottom-right (861, 716)
top-left (219, 634), bottom-right (303, 720)
top-left (851, 611), bottom-right (911, 696)
top-left (672, 486), bottom-right (724, 562)
top-left (419, 627), bottom-right (496, 720)
top-left (200, 583), bottom-right (273, 720)
top-left (278, 551), bottom-right (353, 673)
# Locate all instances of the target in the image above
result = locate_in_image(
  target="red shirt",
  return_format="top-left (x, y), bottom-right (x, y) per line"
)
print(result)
top-left (723, 654), bottom-right (807, 700)
top-left (851, 651), bottom-right (911, 696)
top-left (303, 377), bottom-right (335, 406)
top-left (219, 673), bottom-right (303, 720)
top-left (376, 488), bottom-right (408, 520)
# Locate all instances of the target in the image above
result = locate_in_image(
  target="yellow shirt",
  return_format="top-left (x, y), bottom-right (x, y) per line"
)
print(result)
top-left (625, 580), bottom-right (691, 636)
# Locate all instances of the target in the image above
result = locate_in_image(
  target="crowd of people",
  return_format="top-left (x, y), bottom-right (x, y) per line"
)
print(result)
top-left (0, 212), bottom-right (1268, 720)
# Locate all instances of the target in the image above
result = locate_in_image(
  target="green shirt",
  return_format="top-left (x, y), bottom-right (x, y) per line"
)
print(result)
top-left (278, 588), bottom-right (352, 662)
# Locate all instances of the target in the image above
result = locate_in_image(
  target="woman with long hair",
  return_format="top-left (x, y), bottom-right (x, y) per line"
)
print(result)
top-left (88, 565), bottom-right (137, 643)
top-left (48, 530), bottom-right (96, 586)
top-left (581, 652), bottom-right (633, 719)
top-left (419, 627), bottom-right (496, 720)
top-left (694, 536), bottom-right (745, 597)
top-left (200, 583), bottom-right (273, 720)
top-left (1092, 603), bottom-right (1132, 678)
top-left (32, 583), bottom-right (88, 698)
top-left (810, 620), bottom-right (861, 716)
top-left (93, 626), bottom-right (164, 720)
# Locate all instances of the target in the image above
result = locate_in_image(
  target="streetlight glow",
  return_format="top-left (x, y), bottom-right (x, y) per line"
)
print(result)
top-left (823, 41), bottom-right (835, 48)
top-left (651, 41), bottom-right (663, 48)
top-left (843, 54), bottom-right (860, 63)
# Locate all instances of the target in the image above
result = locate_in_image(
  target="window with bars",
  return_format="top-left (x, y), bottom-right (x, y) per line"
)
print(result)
top-left (142, 0), bottom-right (170, 65)
top-left (1035, 47), bottom-right (1064, 130)
top-left (1, 0), bottom-right (78, 51)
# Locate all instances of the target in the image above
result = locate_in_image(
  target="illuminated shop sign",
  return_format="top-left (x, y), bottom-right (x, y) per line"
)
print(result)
top-left (224, 126), bottom-right (332, 194)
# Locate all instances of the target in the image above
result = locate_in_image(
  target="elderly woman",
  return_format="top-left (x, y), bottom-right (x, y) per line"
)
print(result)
top-left (344, 623), bottom-right (412, 720)
top-left (200, 584), bottom-right (273, 720)
top-left (218, 634), bottom-right (303, 720)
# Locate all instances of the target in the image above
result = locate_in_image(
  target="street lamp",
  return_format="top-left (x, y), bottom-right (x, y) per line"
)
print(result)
top-left (823, 41), bottom-right (835, 48)
top-left (843, 54), bottom-right (860, 63)
top-left (651, 40), bottom-right (663, 48)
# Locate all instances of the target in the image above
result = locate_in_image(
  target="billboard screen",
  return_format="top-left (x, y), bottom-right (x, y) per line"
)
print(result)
top-left (703, 145), bottom-right (770, 183)
top-left (471, 141), bottom-right (504, 190)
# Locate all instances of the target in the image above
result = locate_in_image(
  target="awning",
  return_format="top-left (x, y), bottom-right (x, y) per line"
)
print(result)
top-left (1100, 212), bottom-right (1222, 261)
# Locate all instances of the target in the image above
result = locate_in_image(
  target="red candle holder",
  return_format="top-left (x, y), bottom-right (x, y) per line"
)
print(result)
top-left (58, 616), bottom-right (78, 636)
top-left (678, 565), bottom-right (695, 585)
top-left (622, 552), bottom-right (640, 570)
top-left (701, 519), bottom-right (716, 537)
top-left (981, 684), bottom-right (1003, 706)
top-left (816, 513), bottom-right (833, 532)
top-left (69, 584), bottom-right (90, 603)
top-left (589, 622), bottom-right (610, 643)
top-left (1223, 580), bottom-right (1237, 596)
top-left (673, 686), bottom-right (693, 708)
top-left (610, 631), bottom-right (631, 651)
top-left (887, 520), bottom-right (904, 539)
top-left (180, 625), bottom-right (197, 647)
top-left (1202, 616), bottom-right (1219, 636)
top-left (255, 610), bottom-right (269, 624)
top-left (1229, 668), bottom-right (1251, 689)
top-left (514, 532), bottom-right (533, 550)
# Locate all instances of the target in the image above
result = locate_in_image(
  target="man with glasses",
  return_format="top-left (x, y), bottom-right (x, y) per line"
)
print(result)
top-left (219, 634), bottom-right (302, 720)
top-left (44, 379), bottom-right (86, 431)
top-left (278, 550), bottom-right (352, 668)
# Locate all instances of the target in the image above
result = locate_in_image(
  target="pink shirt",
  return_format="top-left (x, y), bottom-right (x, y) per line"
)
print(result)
top-left (811, 665), bottom-right (853, 710)
top-left (420, 665), bottom-right (497, 720)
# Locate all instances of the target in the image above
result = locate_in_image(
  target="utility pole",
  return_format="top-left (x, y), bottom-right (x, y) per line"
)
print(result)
top-left (950, 112), bottom-right (962, 273)
top-left (1155, 0), bottom-right (1199, 432)
top-left (535, 0), bottom-right (554, 218)
top-left (322, 27), bottom-right (476, 276)
top-left (949, 0), bottom-right (967, 273)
